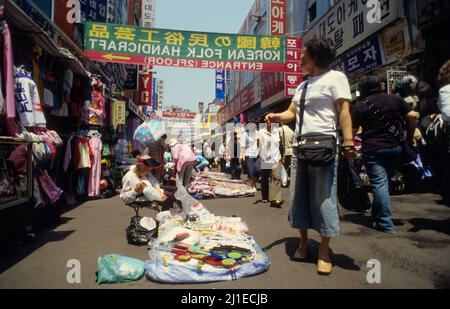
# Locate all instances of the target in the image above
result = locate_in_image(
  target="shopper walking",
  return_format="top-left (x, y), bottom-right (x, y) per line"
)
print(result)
top-left (352, 75), bottom-right (417, 233)
top-left (167, 137), bottom-right (196, 188)
top-left (259, 123), bottom-right (283, 207)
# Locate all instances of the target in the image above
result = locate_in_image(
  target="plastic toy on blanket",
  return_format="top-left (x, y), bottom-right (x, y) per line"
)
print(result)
top-left (144, 184), bottom-right (270, 283)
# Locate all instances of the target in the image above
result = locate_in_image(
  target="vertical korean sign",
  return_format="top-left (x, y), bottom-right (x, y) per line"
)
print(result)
top-left (151, 77), bottom-right (158, 111)
top-left (137, 0), bottom-right (155, 107)
top-left (270, 0), bottom-right (286, 36)
top-left (215, 70), bottom-right (226, 103)
top-left (116, 100), bottom-right (126, 124)
top-left (157, 79), bottom-right (164, 110)
top-left (137, 67), bottom-right (152, 106)
top-left (79, 0), bottom-right (107, 22)
top-left (141, 0), bottom-right (156, 28)
top-left (285, 37), bottom-right (302, 97)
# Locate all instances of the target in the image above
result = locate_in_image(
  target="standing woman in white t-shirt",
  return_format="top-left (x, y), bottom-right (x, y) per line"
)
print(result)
top-left (265, 37), bottom-right (355, 275)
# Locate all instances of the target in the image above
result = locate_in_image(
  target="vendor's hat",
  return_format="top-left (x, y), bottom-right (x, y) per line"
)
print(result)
top-left (140, 217), bottom-right (156, 231)
top-left (166, 137), bottom-right (177, 147)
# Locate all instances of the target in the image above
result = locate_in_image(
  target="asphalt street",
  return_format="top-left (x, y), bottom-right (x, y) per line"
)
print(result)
top-left (0, 189), bottom-right (449, 289)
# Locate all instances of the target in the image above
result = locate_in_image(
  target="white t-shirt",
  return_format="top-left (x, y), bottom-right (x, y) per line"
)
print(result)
top-left (438, 84), bottom-right (450, 122)
top-left (259, 128), bottom-right (281, 169)
top-left (240, 129), bottom-right (259, 158)
top-left (293, 70), bottom-right (352, 144)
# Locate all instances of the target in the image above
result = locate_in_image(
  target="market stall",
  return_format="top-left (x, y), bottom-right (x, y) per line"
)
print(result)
top-left (145, 186), bottom-right (269, 283)
top-left (187, 172), bottom-right (256, 199)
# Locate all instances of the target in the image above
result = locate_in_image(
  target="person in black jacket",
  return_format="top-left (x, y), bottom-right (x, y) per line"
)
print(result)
top-left (352, 75), bottom-right (417, 234)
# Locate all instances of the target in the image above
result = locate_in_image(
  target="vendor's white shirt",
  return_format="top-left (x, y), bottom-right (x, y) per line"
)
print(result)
top-left (438, 84), bottom-right (450, 122)
top-left (259, 128), bottom-right (281, 169)
top-left (293, 70), bottom-right (352, 145)
top-left (241, 129), bottom-right (259, 158)
top-left (119, 166), bottom-right (159, 204)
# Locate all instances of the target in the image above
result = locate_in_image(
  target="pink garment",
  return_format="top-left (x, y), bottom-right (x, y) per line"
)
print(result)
top-left (172, 143), bottom-right (196, 172)
top-left (8, 144), bottom-right (28, 173)
top-left (88, 137), bottom-right (102, 197)
top-left (2, 21), bottom-right (15, 119)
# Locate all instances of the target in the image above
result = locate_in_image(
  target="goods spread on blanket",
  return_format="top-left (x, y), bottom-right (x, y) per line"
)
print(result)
top-left (145, 185), bottom-right (270, 283)
top-left (188, 172), bottom-right (256, 198)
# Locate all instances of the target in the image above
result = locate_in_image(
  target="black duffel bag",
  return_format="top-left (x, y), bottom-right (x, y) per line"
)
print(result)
top-left (125, 216), bottom-right (157, 246)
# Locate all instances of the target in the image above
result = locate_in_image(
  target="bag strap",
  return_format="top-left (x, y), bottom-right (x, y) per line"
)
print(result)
top-left (298, 81), bottom-right (309, 138)
top-left (364, 98), bottom-right (405, 142)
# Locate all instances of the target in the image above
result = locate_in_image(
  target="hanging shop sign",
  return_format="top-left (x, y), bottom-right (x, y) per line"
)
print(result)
top-left (200, 114), bottom-right (211, 129)
top-left (162, 111), bottom-right (197, 119)
top-left (215, 70), bottom-right (226, 103)
top-left (84, 22), bottom-right (286, 72)
top-left (156, 79), bottom-right (164, 110)
top-left (136, 69), bottom-right (153, 106)
top-left (284, 36), bottom-right (302, 97)
top-left (141, 0), bottom-right (155, 28)
top-left (123, 64), bottom-right (138, 90)
top-left (151, 77), bottom-right (158, 111)
top-left (116, 100), bottom-right (126, 125)
top-left (330, 35), bottom-right (385, 80)
top-left (270, 0), bottom-right (286, 36)
top-left (80, 0), bottom-right (107, 23)
top-left (303, 0), bottom-right (400, 56)
top-left (111, 99), bottom-right (126, 127)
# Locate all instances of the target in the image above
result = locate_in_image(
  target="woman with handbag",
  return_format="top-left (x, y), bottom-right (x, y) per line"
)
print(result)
top-left (351, 75), bottom-right (417, 234)
top-left (265, 36), bottom-right (355, 275)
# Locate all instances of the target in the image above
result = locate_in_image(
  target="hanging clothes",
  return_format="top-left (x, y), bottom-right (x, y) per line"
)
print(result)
top-left (89, 90), bottom-right (105, 125)
top-left (50, 68), bottom-right (72, 117)
top-left (2, 22), bottom-right (15, 119)
top-left (88, 136), bottom-right (102, 197)
top-left (14, 70), bottom-right (46, 127)
top-left (74, 137), bottom-right (91, 170)
top-left (0, 62), bottom-right (4, 114)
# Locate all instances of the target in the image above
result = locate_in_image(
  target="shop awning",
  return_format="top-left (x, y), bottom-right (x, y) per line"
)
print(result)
top-left (4, 0), bottom-right (90, 77)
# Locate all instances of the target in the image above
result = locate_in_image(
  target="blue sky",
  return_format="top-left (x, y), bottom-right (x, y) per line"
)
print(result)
top-left (155, 0), bottom-right (254, 112)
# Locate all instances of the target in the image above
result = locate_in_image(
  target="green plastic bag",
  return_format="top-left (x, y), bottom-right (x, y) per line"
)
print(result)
top-left (97, 254), bottom-right (145, 284)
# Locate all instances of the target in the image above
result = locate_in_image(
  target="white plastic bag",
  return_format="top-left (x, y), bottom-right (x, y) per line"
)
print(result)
top-left (280, 165), bottom-right (288, 187)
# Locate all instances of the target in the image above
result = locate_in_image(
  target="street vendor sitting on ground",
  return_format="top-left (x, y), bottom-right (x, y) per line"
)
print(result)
top-left (120, 154), bottom-right (168, 204)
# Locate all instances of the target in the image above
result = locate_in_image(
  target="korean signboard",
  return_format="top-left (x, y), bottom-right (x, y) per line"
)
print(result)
top-left (284, 36), bottom-right (302, 97)
top-left (80, 0), bottom-right (107, 23)
top-left (123, 64), bottom-right (138, 90)
top-left (137, 69), bottom-right (152, 106)
top-left (162, 111), bottom-right (197, 119)
top-left (157, 79), bottom-right (164, 110)
top-left (111, 99), bottom-right (126, 127)
top-left (330, 35), bottom-right (385, 79)
top-left (141, 0), bottom-right (156, 28)
top-left (116, 100), bottom-right (126, 125)
top-left (215, 70), bottom-right (226, 103)
top-left (84, 22), bottom-right (286, 72)
top-left (303, 0), bottom-right (400, 56)
top-left (151, 77), bottom-right (157, 110)
top-left (270, 0), bottom-right (286, 36)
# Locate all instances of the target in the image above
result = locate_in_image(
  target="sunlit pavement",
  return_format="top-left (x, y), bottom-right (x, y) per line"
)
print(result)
top-left (0, 189), bottom-right (449, 289)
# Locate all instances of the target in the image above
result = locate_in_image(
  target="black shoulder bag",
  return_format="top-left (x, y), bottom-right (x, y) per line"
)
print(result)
top-left (297, 82), bottom-right (337, 167)
top-left (364, 99), bottom-right (417, 163)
